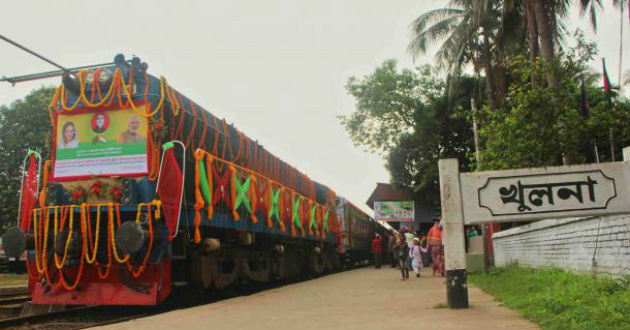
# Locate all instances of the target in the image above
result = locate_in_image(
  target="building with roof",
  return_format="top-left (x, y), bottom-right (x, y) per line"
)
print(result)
top-left (366, 182), bottom-right (437, 234)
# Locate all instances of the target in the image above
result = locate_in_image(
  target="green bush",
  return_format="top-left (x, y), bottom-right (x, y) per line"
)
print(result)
top-left (470, 266), bottom-right (630, 330)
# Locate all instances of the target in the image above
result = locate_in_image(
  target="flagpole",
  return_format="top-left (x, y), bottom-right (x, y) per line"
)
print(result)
top-left (602, 59), bottom-right (615, 161)
top-left (610, 128), bottom-right (615, 162)
top-left (617, 1), bottom-right (624, 95)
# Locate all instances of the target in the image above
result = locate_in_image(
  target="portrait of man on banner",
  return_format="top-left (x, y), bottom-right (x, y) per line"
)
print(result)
top-left (118, 114), bottom-right (146, 144)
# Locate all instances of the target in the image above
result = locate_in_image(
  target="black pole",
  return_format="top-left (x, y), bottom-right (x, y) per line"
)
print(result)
top-left (0, 34), bottom-right (75, 77)
top-left (0, 62), bottom-right (120, 85)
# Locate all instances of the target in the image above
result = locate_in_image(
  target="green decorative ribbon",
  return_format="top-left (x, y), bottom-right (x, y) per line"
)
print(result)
top-left (309, 205), bottom-right (317, 230)
top-left (234, 174), bottom-right (253, 214)
top-left (162, 142), bottom-right (175, 150)
top-left (198, 160), bottom-right (212, 205)
top-left (324, 210), bottom-right (330, 233)
top-left (292, 195), bottom-right (302, 228)
top-left (269, 187), bottom-right (281, 224)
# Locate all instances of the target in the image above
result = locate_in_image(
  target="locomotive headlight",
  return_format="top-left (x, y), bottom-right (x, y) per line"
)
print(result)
top-left (99, 68), bottom-right (113, 85)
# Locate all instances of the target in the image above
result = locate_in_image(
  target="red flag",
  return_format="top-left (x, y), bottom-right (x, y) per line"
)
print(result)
top-left (20, 155), bottom-right (38, 232)
top-left (157, 149), bottom-right (184, 241)
top-left (602, 58), bottom-right (612, 100)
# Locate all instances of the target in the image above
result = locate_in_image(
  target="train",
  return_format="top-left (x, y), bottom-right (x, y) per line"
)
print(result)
top-left (1, 54), bottom-right (391, 306)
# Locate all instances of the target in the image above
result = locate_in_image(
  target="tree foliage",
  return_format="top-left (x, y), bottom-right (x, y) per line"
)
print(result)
top-left (339, 60), bottom-right (422, 153)
top-left (342, 1), bottom-right (630, 213)
top-left (477, 34), bottom-right (630, 170)
top-left (341, 61), bottom-right (473, 202)
top-left (0, 87), bottom-right (55, 232)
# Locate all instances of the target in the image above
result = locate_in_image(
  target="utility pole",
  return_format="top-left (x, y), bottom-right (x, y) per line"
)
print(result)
top-left (471, 98), bottom-right (492, 271)
top-left (471, 98), bottom-right (481, 168)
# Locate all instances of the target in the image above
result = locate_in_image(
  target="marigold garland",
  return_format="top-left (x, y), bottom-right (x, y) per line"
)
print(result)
top-left (28, 201), bottom-right (158, 290)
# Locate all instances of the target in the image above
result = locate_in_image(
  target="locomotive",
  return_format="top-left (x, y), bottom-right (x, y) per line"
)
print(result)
top-left (1, 54), bottom-right (388, 306)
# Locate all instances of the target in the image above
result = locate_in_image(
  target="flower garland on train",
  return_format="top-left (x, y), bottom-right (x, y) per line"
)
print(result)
top-left (30, 201), bottom-right (161, 291)
top-left (32, 64), bottom-right (340, 291)
top-left (47, 67), bottom-right (171, 181)
top-left (192, 148), bottom-right (339, 244)
top-left (67, 180), bottom-right (123, 204)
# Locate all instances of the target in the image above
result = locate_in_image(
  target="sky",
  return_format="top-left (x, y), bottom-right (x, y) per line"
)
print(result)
top-left (0, 0), bottom-right (628, 215)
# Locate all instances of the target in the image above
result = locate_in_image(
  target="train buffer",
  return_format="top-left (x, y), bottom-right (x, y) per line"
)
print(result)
top-left (91, 268), bottom-right (538, 330)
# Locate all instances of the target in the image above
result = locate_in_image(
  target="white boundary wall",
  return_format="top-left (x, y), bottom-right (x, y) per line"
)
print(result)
top-left (493, 215), bottom-right (630, 276)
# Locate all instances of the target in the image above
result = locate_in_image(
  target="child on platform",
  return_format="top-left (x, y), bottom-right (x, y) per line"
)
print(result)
top-left (409, 238), bottom-right (427, 277)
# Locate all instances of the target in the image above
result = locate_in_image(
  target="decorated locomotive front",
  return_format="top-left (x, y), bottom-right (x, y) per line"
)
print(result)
top-left (2, 54), bottom-right (346, 306)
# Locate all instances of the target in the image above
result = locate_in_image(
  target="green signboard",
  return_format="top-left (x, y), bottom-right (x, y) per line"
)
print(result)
top-left (374, 201), bottom-right (414, 222)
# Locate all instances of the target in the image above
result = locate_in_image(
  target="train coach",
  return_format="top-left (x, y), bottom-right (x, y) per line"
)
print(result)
top-left (337, 198), bottom-right (391, 265)
top-left (1, 54), bottom-right (389, 306)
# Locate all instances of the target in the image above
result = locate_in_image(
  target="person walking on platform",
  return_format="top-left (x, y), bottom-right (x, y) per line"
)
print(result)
top-left (389, 233), bottom-right (398, 268)
top-left (409, 238), bottom-right (427, 277)
top-left (396, 234), bottom-right (410, 280)
top-left (428, 218), bottom-right (445, 276)
top-left (372, 235), bottom-right (382, 269)
top-left (403, 228), bottom-right (415, 269)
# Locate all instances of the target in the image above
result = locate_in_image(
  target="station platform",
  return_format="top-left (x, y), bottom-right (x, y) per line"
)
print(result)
top-left (92, 267), bottom-right (538, 330)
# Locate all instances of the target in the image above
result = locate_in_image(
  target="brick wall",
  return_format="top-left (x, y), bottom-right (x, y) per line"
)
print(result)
top-left (493, 215), bottom-right (630, 276)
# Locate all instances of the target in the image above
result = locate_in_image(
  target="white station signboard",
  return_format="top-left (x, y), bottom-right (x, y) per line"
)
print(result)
top-left (460, 162), bottom-right (630, 224)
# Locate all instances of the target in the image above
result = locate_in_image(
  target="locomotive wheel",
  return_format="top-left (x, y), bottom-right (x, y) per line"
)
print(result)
top-left (190, 251), bottom-right (214, 289)
top-left (270, 254), bottom-right (286, 280)
top-left (247, 252), bottom-right (270, 283)
top-left (213, 252), bottom-right (238, 289)
top-left (311, 248), bottom-right (325, 275)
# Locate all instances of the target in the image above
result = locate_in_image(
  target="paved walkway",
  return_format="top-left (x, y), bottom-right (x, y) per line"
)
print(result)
top-left (93, 267), bottom-right (539, 330)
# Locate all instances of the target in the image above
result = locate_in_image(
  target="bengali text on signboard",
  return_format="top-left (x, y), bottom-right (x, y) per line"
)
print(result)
top-left (459, 162), bottom-right (630, 224)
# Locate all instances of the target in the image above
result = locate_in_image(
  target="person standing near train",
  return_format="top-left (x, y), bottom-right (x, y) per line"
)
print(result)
top-left (428, 217), bottom-right (445, 276)
top-left (372, 234), bottom-right (382, 269)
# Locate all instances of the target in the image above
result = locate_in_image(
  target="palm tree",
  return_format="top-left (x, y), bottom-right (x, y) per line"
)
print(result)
top-left (407, 1), bottom-right (501, 108)
top-left (513, 0), bottom-right (620, 87)
top-left (407, 7), bottom-right (474, 74)
top-left (523, 0), bottom-right (562, 86)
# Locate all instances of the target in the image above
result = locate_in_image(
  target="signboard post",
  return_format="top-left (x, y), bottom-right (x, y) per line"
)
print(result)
top-left (438, 147), bottom-right (630, 309)
top-left (438, 159), bottom-right (469, 309)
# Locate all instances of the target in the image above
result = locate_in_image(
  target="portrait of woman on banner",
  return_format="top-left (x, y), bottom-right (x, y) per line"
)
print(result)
top-left (59, 121), bottom-right (79, 149)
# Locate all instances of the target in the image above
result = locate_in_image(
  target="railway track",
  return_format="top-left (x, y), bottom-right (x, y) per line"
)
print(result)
top-left (0, 289), bottom-right (31, 306)
top-left (0, 305), bottom-right (154, 330)
top-left (0, 288), bottom-right (30, 319)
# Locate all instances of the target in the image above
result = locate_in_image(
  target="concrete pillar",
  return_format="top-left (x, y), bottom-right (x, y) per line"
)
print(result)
top-left (438, 158), bottom-right (469, 309)
top-left (623, 147), bottom-right (630, 162)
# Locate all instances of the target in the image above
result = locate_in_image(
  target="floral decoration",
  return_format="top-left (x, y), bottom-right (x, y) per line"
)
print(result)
top-left (69, 186), bottom-right (87, 204)
top-left (151, 118), bottom-right (167, 140)
top-left (67, 180), bottom-right (122, 203)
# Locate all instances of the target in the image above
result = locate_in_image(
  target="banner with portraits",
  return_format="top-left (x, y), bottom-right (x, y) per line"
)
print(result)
top-left (53, 106), bottom-right (149, 180)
